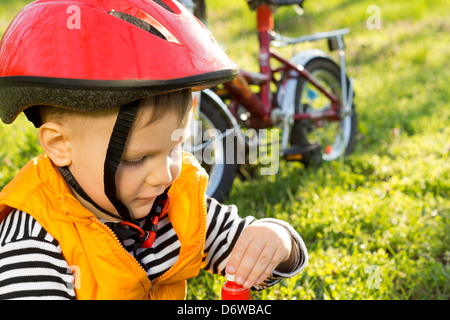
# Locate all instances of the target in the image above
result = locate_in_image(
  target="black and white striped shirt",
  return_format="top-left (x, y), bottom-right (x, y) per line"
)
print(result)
top-left (0, 197), bottom-right (306, 300)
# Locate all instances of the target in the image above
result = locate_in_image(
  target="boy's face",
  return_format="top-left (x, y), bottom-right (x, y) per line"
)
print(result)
top-left (68, 101), bottom-right (191, 221)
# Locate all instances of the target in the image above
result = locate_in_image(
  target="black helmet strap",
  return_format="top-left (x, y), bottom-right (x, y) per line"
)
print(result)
top-left (57, 165), bottom-right (122, 220)
top-left (57, 100), bottom-right (140, 222)
top-left (103, 100), bottom-right (140, 222)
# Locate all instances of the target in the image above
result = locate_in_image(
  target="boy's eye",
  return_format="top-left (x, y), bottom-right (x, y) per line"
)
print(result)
top-left (121, 156), bottom-right (147, 168)
top-left (122, 143), bottom-right (183, 168)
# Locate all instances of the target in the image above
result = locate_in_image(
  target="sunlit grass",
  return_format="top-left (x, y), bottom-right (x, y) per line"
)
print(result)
top-left (0, 0), bottom-right (448, 300)
top-left (187, 0), bottom-right (450, 300)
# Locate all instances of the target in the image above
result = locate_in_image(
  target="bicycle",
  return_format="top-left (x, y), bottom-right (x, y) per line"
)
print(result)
top-left (184, 0), bottom-right (357, 202)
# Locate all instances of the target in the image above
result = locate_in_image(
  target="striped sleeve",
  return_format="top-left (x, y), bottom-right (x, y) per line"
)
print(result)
top-left (0, 210), bottom-right (76, 300)
top-left (201, 196), bottom-right (256, 275)
top-left (201, 196), bottom-right (308, 291)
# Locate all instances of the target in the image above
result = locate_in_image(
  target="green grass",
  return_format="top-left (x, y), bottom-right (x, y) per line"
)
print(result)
top-left (187, 0), bottom-right (450, 300)
top-left (1, 0), bottom-right (449, 300)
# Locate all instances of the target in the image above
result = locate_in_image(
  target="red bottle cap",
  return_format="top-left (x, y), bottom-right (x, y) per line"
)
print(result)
top-left (221, 274), bottom-right (251, 300)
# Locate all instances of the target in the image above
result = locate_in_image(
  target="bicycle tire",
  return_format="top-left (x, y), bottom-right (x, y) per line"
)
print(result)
top-left (291, 57), bottom-right (357, 162)
top-left (192, 93), bottom-right (238, 202)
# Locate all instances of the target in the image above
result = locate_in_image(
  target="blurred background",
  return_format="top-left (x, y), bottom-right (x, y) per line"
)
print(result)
top-left (0, 0), bottom-right (449, 300)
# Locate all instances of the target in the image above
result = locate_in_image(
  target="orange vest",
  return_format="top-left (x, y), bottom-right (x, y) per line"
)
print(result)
top-left (0, 153), bottom-right (208, 300)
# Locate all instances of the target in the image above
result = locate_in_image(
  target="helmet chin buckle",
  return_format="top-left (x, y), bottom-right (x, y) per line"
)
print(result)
top-left (119, 193), bottom-right (170, 249)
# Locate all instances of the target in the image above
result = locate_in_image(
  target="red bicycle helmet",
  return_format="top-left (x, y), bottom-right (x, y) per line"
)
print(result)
top-left (0, 0), bottom-right (238, 125)
top-left (0, 0), bottom-right (238, 230)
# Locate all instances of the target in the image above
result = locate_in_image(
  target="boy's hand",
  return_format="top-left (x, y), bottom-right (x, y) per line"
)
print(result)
top-left (225, 222), bottom-right (292, 289)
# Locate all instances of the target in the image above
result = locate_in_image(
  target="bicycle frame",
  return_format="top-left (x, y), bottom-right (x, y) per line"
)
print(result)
top-left (222, 5), bottom-right (353, 134)
top-left (187, 2), bottom-right (356, 199)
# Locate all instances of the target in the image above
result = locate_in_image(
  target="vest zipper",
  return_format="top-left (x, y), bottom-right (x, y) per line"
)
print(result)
top-left (89, 216), bottom-right (153, 295)
top-left (151, 175), bottom-right (208, 286)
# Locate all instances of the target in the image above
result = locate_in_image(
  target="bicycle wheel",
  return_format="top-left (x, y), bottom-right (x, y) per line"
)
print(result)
top-left (188, 93), bottom-right (238, 202)
top-left (291, 57), bottom-right (357, 162)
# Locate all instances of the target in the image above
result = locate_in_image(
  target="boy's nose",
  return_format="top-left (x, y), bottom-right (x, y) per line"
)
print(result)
top-left (145, 159), bottom-right (173, 188)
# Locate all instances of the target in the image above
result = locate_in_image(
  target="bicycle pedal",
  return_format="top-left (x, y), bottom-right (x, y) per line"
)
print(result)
top-left (284, 143), bottom-right (322, 166)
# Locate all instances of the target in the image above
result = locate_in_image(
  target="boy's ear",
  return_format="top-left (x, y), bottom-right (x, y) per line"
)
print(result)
top-left (38, 122), bottom-right (72, 167)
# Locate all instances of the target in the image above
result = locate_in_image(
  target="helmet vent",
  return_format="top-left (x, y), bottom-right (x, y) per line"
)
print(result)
top-left (152, 0), bottom-right (175, 13)
top-left (109, 11), bottom-right (167, 41)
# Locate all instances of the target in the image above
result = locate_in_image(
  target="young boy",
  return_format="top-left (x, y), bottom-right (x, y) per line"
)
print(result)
top-left (0, 0), bottom-right (307, 299)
